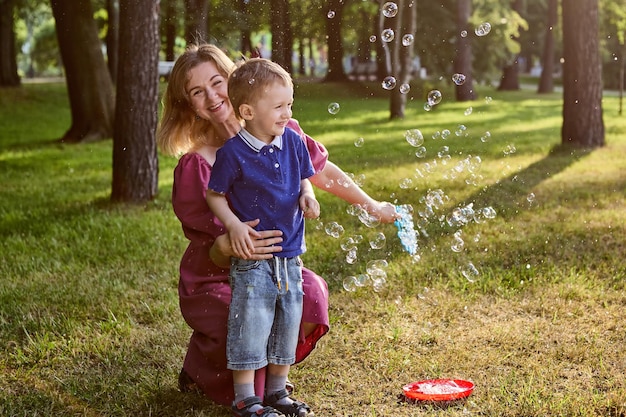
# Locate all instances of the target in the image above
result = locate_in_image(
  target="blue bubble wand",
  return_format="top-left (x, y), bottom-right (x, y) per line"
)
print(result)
top-left (394, 204), bottom-right (418, 255)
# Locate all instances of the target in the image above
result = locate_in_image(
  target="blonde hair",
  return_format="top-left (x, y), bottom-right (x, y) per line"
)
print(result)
top-left (228, 58), bottom-right (293, 120)
top-left (157, 44), bottom-right (237, 156)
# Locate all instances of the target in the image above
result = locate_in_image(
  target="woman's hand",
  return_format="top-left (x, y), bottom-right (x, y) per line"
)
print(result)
top-left (368, 201), bottom-right (400, 224)
top-left (210, 219), bottom-right (283, 267)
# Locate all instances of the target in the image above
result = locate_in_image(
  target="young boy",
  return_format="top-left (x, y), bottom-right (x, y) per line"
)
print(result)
top-left (206, 58), bottom-right (319, 417)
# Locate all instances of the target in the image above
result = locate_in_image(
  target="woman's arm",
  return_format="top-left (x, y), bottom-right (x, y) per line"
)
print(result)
top-left (288, 119), bottom-right (398, 224)
top-left (310, 160), bottom-right (398, 223)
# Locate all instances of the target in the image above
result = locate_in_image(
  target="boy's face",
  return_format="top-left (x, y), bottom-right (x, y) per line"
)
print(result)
top-left (242, 82), bottom-right (293, 143)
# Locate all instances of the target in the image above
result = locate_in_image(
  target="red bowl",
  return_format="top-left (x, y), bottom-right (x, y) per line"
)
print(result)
top-left (403, 379), bottom-right (474, 401)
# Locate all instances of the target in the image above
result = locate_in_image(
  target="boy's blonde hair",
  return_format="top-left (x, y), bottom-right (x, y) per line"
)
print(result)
top-left (228, 58), bottom-right (293, 120)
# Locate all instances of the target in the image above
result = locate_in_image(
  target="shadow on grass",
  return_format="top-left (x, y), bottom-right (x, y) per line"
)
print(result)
top-left (466, 143), bottom-right (593, 216)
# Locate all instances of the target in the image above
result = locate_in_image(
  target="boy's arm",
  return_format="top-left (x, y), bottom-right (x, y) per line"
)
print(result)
top-left (299, 179), bottom-right (320, 219)
top-left (206, 190), bottom-right (257, 258)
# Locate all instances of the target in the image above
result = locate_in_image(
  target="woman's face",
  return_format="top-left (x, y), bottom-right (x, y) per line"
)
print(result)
top-left (186, 61), bottom-right (235, 126)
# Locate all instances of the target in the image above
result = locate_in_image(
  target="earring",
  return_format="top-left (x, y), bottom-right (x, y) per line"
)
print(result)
top-left (195, 114), bottom-right (201, 121)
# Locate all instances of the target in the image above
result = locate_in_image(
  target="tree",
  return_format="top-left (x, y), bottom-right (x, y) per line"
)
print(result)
top-left (238, 0), bottom-right (254, 56)
top-left (161, 0), bottom-right (178, 61)
top-left (497, 0), bottom-right (524, 91)
top-left (323, 0), bottom-right (348, 82)
top-left (50, 0), bottom-right (115, 143)
top-left (454, 0), bottom-right (476, 101)
top-left (111, 0), bottom-right (159, 203)
top-left (184, 0), bottom-right (208, 44)
top-left (106, 0), bottom-right (119, 84)
top-left (537, 0), bottom-right (557, 93)
top-left (602, 0), bottom-right (626, 114)
top-left (561, 0), bottom-right (604, 147)
top-left (0, 0), bottom-right (20, 86)
top-left (389, 0), bottom-right (416, 119)
top-left (270, 0), bottom-right (293, 72)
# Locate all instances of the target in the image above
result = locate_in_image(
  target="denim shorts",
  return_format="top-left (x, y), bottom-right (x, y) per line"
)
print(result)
top-left (226, 256), bottom-right (304, 371)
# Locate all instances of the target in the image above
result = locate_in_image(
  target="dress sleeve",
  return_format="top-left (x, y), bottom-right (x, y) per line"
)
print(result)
top-left (172, 153), bottom-right (225, 237)
top-left (287, 118), bottom-right (328, 174)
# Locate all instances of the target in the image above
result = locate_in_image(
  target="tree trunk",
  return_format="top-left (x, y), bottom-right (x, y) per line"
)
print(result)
top-left (106, 0), bottom-right (120, 85)
top-left (561, 0), bottom-right (604, 147)
top-left (0, 0), bottom-right (20, 87)
top-left (537, 0), bottom-right (557, 94)
top-left (163, 0), bottom-right (177, 61)
top-left (298, 37), bottom-right (306, 76)
top-left (184, 0), bottom-right (208, 45)
top-left (323, 0), bottom-right (348, 82)
top-left (454, 0), bottom-right (476, 101)
top-left (239, 0), bottom-right (253, 57)
top-left (376, 4), bottom-right (389, 81)
top-left (50, 0), bottom-right (115, 143)
top-left (270, 0), bottom-right (293, 72)
top-left (111, 0), bottom-right (160, 203)
top-left (498, 0), bottom-right (523, 91)
top-left (390, 0), bottom-right (416, 119)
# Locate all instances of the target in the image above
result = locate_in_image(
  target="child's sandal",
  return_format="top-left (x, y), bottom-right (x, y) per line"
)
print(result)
top-left (232, 396), bottom-right (284, 417)
top-left (264, 389), bottom-right (314, 417)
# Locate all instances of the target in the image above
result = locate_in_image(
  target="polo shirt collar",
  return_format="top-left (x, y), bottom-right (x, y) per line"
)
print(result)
top-left (238, 128), bottom-right (283, 153)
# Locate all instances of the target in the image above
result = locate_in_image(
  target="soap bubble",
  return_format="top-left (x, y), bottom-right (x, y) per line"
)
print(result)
top-left (382, 2), bottom-right (398, 17)
top-left (340, 236), bottom-right (357, 251)
top-left (327, 10), bottom-right (335, 18)
top-left (342, 276), bottom-right (358, 292)
top-left (366, 259), bottom-right (389, 274)
top-left (503, 144), bottom-right (517, 155)
top-left (460, 262), bottom-right (479, 282)
top-left (423, 103), bottom-right (432, 111)
top-left (369, 35), bottom-right (377, 42)
top-left (399, 177), bottom-right (414, 189)
top-left (355, 274), bottom-right (371, 287)
top-left (460, 30), bottom-right (468, 38)
top-left (427, 90), bottom-right (442, 106)
top-left (455, 124), bottom-right (467, 136)
top-left (480, 131), bottom-right (491, 142)
top-left (452, 73), bottom-right (466, 85)
top-left (382, 76), bottom-right (397, 90)
top-left (327, 102), bottom-right (340, 114)
top-left (324, 221), bottom-right (345, 238)
top-left (402, 34), bottom-right (414, 46)
top-left (405, 129), bottom-right (424, 147)
top-left (475, 22), bottom-right (491, 36)
top-left (381, 28), bottom-right (395, 42)
top-left (399, 83), bottom-right (411, 94)
top-left (414, 146), bottom-right (427, 158)
top-left (345, 248), bottom-right (358, 264)
top-left (369, 232), bottom-right (386, 249)
top-left (354, 137), bottom-right (365, 147)
top-left (464, 106), bottom-right (473, 116)
top-left (450, 230), bottom-right (465, 253)
top-left (485, 96), bottom-right (493, 104)
top-left (482, 206), bottom-right (497, 219)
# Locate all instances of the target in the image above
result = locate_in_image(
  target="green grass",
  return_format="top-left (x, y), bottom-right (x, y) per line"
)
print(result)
top-left (1, 80), bottom-right (625, 416)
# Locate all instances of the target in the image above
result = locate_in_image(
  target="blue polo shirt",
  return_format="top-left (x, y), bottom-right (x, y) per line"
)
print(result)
top-left (208, 127), bottom-right (315, 257)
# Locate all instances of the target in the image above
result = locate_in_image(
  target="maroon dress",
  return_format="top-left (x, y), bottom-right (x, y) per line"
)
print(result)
top-left (172, 119), bottom-right (330, 406)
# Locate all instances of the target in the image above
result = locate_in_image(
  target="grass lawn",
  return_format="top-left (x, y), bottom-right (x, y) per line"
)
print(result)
top-left (1, 79), bottom-right (625, 416)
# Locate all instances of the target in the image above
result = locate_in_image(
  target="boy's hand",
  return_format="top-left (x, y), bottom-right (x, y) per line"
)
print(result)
top-left (300, 193), bottom-right (320, 219)
top-left (227, 221), bottom-right (259, 259)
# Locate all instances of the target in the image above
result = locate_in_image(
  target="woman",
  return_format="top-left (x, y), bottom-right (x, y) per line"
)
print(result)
top-left (157, 43), bottom-right (397, 407)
